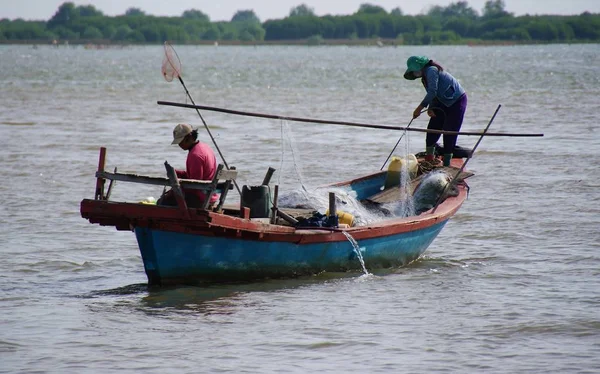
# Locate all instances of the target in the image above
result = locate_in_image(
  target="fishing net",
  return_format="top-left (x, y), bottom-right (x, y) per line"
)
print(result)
top-left (161, 41), bottom-right (182, 82)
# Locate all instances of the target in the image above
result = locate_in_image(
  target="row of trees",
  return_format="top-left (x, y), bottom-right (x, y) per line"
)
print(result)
top-left (1, 3), bottom-right (265, 43)
top-left (1, 1), bottom-right (599, 44)
top-left (264, 2), bottom-right (600, 43)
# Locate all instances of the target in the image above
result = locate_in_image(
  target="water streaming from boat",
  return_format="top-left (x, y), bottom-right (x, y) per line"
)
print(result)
top-left (399, 131), bottom-right (416, 217)
top-left (342, 231), bottom-right (369, 276)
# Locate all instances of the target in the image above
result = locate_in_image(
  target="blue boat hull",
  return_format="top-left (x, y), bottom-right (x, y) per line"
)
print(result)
top-left (134, 219), bottom-right (448, 284)
top-left (80, 144), bottom-right (472, 286)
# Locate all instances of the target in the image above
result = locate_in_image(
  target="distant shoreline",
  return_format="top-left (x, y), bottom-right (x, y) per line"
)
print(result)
top-left (2, 38), bottom-right (598, 47)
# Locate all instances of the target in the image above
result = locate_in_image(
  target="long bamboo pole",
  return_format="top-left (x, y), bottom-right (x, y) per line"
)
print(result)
top-left (157, 100), bottom-right (544, 138)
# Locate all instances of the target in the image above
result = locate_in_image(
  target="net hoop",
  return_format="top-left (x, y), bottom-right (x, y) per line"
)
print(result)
top-left (161, 41), bottom-right (182, 82)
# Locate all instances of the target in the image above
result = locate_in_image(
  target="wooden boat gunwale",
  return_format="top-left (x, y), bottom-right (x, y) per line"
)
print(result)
top-left (80, 155), bottom-right (468, 244)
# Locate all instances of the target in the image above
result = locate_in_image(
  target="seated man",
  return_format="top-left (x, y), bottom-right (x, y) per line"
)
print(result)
top-left (158, 123), bottom-right (218, 208)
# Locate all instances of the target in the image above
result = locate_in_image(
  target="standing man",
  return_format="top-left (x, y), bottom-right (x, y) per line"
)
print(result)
top-left (404, 55), bottom-right (467, 166)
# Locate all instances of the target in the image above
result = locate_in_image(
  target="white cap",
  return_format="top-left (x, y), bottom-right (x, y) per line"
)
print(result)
top-left (171, 123), bottom-right (193, 145)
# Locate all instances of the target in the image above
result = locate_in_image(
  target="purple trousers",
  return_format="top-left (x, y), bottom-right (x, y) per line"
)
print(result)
top-left (426, 93), bottom-right (467, 154)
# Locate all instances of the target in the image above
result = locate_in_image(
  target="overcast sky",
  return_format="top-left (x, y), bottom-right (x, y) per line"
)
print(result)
top-left (1, 0), bottom-right (599, 21)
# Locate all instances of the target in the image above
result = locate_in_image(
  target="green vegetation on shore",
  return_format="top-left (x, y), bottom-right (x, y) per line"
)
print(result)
top-left (1, 1), bottom-right (599, 45)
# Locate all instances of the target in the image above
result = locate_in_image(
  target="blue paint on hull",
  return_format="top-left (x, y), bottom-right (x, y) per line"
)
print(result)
top-left (134, 220), bottom-right (447, 284)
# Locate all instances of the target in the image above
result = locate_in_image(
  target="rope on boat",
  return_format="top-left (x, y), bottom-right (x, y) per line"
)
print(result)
top-left (279, 120), bottom-right (309, 194)
top-left (417, 158), bottom-right (443, 175)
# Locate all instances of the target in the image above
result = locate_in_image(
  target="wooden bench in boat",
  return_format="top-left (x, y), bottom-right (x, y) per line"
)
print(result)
top-left (219, 204), bottom-right (317, 225)
top-left (95, 167), bottom-right (236, 194)
top-left (93, 147), bottom-right (238, 213)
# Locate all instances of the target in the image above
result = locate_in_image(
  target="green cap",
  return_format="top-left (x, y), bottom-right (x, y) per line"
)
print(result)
top-left (403, 55), bottom-right (430, 80)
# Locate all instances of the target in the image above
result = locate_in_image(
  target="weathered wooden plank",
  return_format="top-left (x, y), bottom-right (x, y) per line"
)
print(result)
top-left (216, 168), bottom-right (238, 181)
top-left (202, 164), bottom-right (223, 210)
top-left (366, 186), bottom-right (412, 205)
top-left (262, 167), bottom-right (276, 186)
top-left (165, 161), bottom-right (189, 215)
top-left (279, 207), bottom-right (317, 220)
top-left (364, 175), bottom-right (423, 204)
top-left (216, 166), bottom-right (235, 212)
top-left (95, 171), bottom-right (234, 191)
top-left (105, 167), bottom-right (117, 200)
top-left (277, 210), bottom-right (299, 226)
top-left (95, 147), bottom-right (106, 200)
top-left (270, 185), bottom-right (279, 224)
top-left (364, 166), bottom-right (474, 205)
top-left (328, 192), bottom-right (337, 220)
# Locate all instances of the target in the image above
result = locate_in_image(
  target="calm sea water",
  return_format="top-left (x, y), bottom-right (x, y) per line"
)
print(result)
top-left (1, 44), bottom-right (599, 373)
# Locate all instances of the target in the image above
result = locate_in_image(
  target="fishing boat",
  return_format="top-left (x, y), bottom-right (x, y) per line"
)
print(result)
top-left (80, 146), bottom-right (473, 286)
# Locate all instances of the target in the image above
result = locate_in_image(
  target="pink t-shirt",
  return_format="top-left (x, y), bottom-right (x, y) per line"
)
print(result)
top-left (176, 142), bottom-right (218, 204)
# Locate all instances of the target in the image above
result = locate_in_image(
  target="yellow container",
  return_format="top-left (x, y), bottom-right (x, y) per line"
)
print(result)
top-left (384, 154), bottom-right (418, 190)
top-left (384, 156), bottom-right (402, 190)
top-left (139, 196), bottom-right (157, 205)
top-left (325, 209), bottom-right (355, 227)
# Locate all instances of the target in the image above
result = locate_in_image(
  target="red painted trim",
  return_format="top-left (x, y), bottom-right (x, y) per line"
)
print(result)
top-left (80, 182), bottom-right (466, 243)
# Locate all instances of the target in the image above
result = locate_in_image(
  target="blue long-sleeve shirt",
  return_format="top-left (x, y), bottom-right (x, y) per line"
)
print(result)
top-left (420, 66), bottom-right (465, 108)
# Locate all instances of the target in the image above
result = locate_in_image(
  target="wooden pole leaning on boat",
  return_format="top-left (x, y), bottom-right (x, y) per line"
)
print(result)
top-left (262, 167), bottom-right (276, 186)
top-left (164, 161), bottom-right (190, 218)
top-left (431, 104), bottom-right (502, 214)
top-left (270, 185), bottom-right (279, 224)
top-left (95, 147), bottom-right (107, 200)
top-left (105, 167), bottom-right (117, 200)
top-left (277, 209), bottom-right (299, 226)
top-left (157, 101), bottom-right (544, 138)
top-left (328, 192), bottom-right (338, 228)
top-left (215, 166), bottom-right (235, 213)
